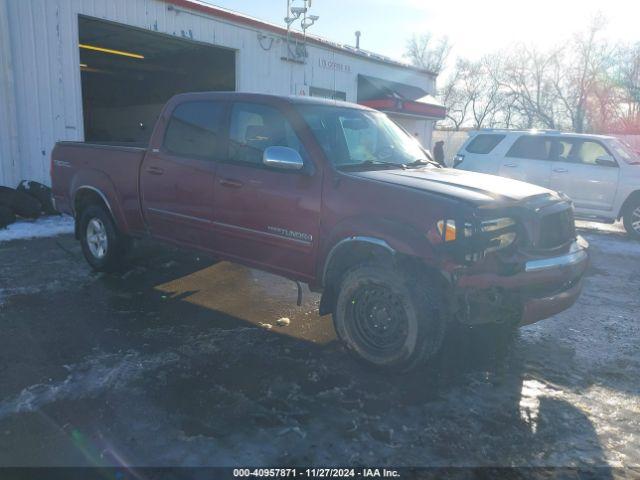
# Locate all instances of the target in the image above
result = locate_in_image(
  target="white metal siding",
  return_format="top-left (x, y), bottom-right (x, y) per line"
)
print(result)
top-left (0, 0), bottom-right (20, 187)
top-left (0, 0), bottom-right (437, 187)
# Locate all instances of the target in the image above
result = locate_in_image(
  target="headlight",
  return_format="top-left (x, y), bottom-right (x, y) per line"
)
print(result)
top-left (484, 231), bottom-right (517, 253)
top-left (428, 217), bottom-right (518, 258)
top-left (481, 217), bottom-right (517, 253)
top-left (481, 217), bottom-right (516, 232)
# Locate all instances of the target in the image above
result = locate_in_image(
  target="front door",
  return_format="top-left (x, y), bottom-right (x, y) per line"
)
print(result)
top-left (548, 138), bottom-right (619, 212)
top-left (140, 101), bottom-right (226, 247)
top-left (213, 102), bottom-right (322, 279)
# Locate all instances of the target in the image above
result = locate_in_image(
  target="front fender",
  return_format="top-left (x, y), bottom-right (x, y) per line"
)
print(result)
top-left (317, 215), bottom-right (438, 285)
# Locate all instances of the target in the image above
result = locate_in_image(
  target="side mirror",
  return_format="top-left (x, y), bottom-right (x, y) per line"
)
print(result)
top-left (595, 155), bottom-right (617, 167)
top-left (263, 146), bottom-right (304, 171)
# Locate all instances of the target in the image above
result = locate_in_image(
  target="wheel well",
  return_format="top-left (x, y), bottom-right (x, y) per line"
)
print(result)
top-left (73, 189), bottom-right (110, 239)
top-left (320, 241), bottom-right (393, 316)
top-left (319, 240), bottom-right (442, 316)
top-left (619, 190), bottom-right (640, 219)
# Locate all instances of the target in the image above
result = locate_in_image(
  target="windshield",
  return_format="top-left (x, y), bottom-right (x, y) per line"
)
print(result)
top-left (297, 105), bottom-right (434, 170)
top-left (609, 138), bottom-right (640, 165)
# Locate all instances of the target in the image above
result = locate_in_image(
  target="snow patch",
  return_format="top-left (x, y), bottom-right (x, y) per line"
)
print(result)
top-left (576, 220), bottom-right (625, 234)
top-left (0, 215), bottom-right (74, 243)
top-left (0, 281), bottom-right (74, 307)
top-left (0, 350), bottom-right (181, 420)
top-left (583, 233), bottom-right (640, 257)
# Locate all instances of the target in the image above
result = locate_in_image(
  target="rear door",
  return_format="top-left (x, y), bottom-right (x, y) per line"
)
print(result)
top-left (140, 100), bottom-right (226, 246)
top-left (212, 102), bottom-right (322, 279)
top-left (455, 133), bottom-right (505, 173)
top-left (548, 138), bottom-right (619, 211)
top-left (498, 134), bottom-right (553, 188)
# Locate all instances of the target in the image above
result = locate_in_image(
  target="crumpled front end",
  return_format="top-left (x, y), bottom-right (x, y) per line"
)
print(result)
top-left (432, 194), bottom-right (589, 326)
top-left (454, 237), bottom-right (589, 326)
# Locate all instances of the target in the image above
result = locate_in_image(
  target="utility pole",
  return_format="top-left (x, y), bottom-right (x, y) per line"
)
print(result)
top-left (286, 0), bottom-right (292, 61)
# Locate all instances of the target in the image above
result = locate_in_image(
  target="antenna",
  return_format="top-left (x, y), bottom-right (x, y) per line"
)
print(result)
top-left (284, 0), bottom-right (319, 62)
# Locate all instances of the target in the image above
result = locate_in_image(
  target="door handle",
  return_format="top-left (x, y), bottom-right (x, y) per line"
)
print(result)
top-left (219, 178), bottom-right (244, 188)
top-left (146, 166), bottom-right (164, 175)
top-left (503, 163), bottom-right (518, 167)
top-left (553, 168), bottom-right (568, 173)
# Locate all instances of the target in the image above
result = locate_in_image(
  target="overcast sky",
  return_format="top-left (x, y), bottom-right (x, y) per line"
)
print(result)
top-left (206, 0), bottom-right (639, 67)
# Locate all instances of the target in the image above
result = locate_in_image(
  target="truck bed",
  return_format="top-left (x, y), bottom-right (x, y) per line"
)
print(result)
top-left (51, 141), bottom-right (148, 235)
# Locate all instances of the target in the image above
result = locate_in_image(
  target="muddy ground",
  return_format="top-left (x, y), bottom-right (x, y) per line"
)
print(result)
top-left (0, 225), bottom-right (638, 469)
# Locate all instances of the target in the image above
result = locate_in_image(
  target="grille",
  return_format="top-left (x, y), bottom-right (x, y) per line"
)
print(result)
top-left (538, 209), bottom-right (575, 249)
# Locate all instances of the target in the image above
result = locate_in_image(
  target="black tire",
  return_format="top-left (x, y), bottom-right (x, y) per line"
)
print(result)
top-left (0, 205), bottom-right (16, 229)
top-left (0, 186), bottom-right (41, 219)
top-left (623, 197), bottom-right (640, 240)
top-left (333, 262), bottom-right (446, 372)
top-left (79, 205), bottom-right (129, 272)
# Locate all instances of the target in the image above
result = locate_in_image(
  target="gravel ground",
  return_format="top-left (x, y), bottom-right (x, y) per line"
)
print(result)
top-left (0, 224), bottom-right (638, 470)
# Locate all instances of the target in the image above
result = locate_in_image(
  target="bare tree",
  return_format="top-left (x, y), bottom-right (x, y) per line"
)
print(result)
top-left (613, 43), bottom-right (640, 132)
top-left (438, 63), bottom-right (470, 130)
top-left (552, 15), bottom-right (613, 132)
top-left (438, 56), bottom-right (510, 130)
top-left (458, 56), bottom-right (504, 129)
top-left (404, 34), bottom-right (452, 74)
top-left (421, 14), bottom-right (639, 134)
top-left (499, 46), bottom-right (563, 129)
top-left (587, 71), bottom-right (624, 132)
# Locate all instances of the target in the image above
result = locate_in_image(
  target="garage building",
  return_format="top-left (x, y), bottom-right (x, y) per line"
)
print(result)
top-left (0, 0), bottom-right (445, 188)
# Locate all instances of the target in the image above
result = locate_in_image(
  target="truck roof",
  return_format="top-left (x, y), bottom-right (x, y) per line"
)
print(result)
top-left (168, 91), bottom-right (373, 111)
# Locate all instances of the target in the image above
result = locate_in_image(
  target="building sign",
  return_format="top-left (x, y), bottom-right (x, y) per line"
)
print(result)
top-left (295, 84), bottom-right (309, 96)
top-left (310, 86), bottom-right (346, 101)
top-left (318, 58), bottom-right (351, 74)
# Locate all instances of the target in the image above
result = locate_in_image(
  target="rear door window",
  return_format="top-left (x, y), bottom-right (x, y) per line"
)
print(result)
top-left (465, 134), bottom-right (505, 154)
top-left (506, 135), bottom-right (552, 160)
top-left (163, 101), bottom-right (225, 159)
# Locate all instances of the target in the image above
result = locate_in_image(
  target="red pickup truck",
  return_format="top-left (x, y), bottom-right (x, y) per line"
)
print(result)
top-left (51, 92), bottom-right (589, 371)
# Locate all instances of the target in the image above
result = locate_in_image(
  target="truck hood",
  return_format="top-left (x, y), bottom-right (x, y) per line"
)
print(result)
top-left (347, 167), bottom-right (558, 206)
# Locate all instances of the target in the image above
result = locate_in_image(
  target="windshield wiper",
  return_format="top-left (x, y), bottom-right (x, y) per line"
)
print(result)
top-left (405, 158), bottom-right (442, 168)
top-left (338, 160), bottom-right (407, 171)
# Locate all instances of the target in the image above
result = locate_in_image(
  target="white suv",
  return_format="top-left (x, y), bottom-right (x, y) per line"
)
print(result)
top-left (454, 129), bottom-right (640, 239)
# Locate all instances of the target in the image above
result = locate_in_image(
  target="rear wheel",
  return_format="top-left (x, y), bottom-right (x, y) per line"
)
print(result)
top-left (333, 263), bottom-right (445, 372)
top-left (623, 198), bottom-right (640, 240)
top-left (79, 205), bottom-right (129, 272)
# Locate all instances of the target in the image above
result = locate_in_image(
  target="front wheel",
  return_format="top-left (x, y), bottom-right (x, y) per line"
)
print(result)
top-left (79, 205), bottom-right (129, 272)
top-left (333, 263), bottom-right (445, 372)
top-left (623, 198), bottom-right (640, 240)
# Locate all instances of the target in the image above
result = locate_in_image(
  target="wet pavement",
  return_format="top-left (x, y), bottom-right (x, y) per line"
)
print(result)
top-left (0, 226), bottom-right (639, 468)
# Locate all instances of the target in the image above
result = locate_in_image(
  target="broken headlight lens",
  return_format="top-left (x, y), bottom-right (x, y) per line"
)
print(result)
top-left (481, 217), bottom-right (516, 232)
top-left (481, 217), bottom-right (517, 253)
top-left (428, 217), bottom-right (517, 256)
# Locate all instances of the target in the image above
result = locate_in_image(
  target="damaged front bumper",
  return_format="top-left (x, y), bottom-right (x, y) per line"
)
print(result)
top-left (452, 236), bottom-right (590, 326)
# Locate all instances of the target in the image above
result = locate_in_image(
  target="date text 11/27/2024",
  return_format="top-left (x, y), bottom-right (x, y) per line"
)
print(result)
top-left (233, 468), bottom-right (401, 478)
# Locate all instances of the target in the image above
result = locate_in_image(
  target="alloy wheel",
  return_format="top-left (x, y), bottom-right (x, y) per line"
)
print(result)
top-left (86, 218), bottom-right (108, 259)
top-left (632, 206), bottom-right (640, 234)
